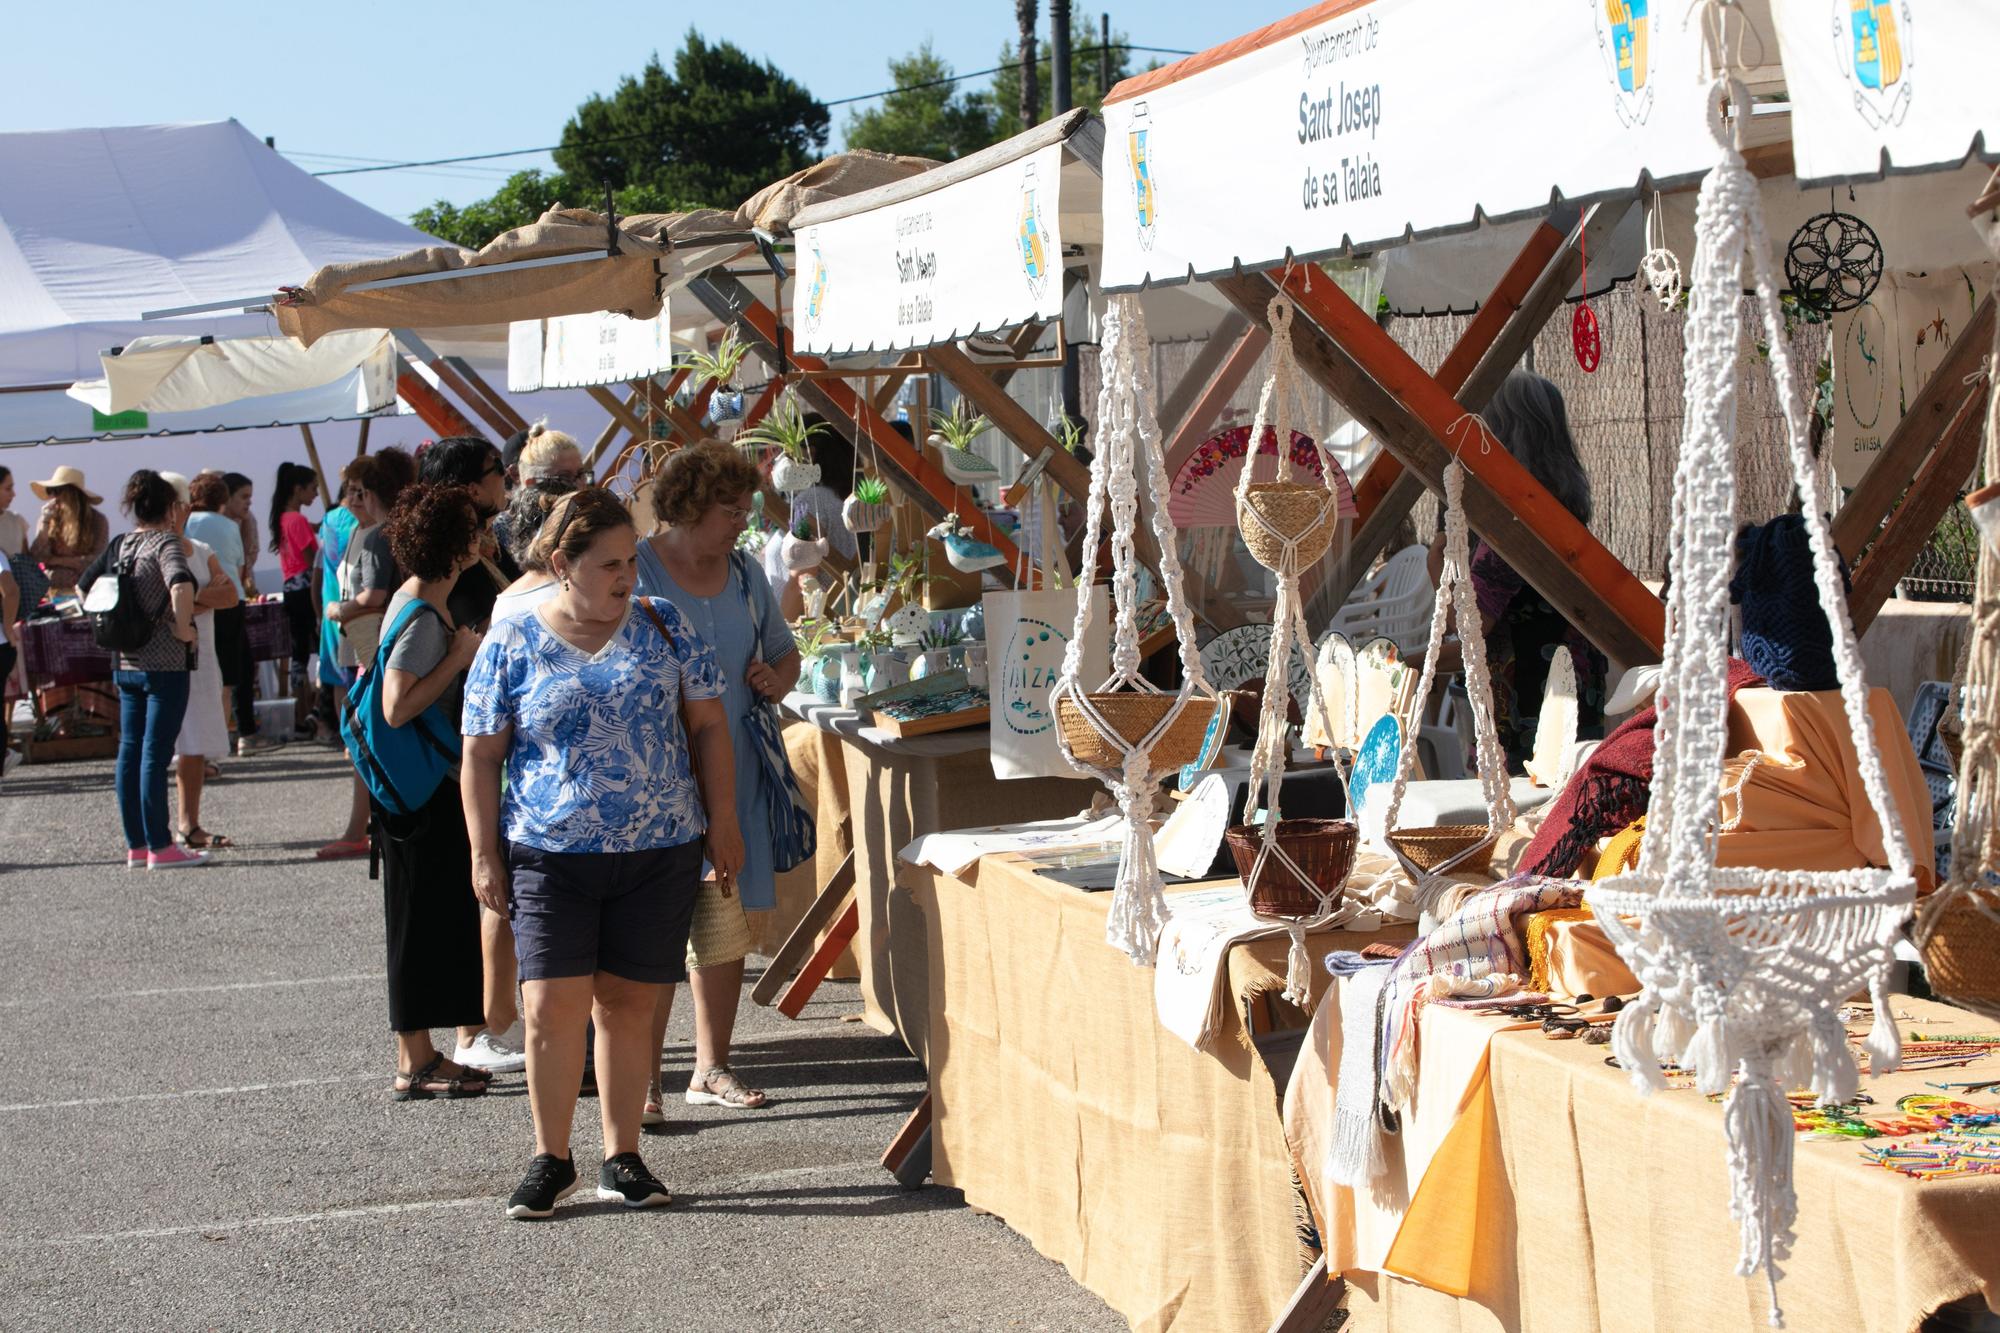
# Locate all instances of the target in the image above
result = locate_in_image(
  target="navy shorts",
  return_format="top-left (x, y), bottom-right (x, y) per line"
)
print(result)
top-left (507, 839), bottom-right (704, 984)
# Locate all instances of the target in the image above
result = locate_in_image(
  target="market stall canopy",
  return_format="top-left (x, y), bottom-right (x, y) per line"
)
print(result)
top-left (0, 119), bottom-right (441, 443)
top-left (279, 150), bottom-right (932, 353)
top-left (1096, 0), bottom-right (1998, 294)
top-left (65, 328), bottom-right (393, 417)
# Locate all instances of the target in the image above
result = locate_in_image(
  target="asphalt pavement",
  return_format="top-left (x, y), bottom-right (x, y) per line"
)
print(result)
top-left (0, 746), bottom-right (1124, 1332)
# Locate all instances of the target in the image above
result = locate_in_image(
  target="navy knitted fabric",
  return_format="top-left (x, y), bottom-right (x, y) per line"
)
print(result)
top-left (1730, 513), bottom-right (1849, 691)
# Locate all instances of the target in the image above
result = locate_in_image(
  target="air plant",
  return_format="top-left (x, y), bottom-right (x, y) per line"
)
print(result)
top-left (738, 393), bottom-right (828, 463)
top-left (917, 621), bottom-right (967, 653)
top-left (928, 400), bottom-right (993, 453)
top-left (843, 473), bottom-right (894, 536)
top-left (684, 329), bottom-right (750, 393)
top-left (854, 626), bottom-right (893, 655)
top-left (853, 476), bottom-right (890, 505)
top-left (793, 618), bottom-right (837, 658)
top-left (883, 548), bottom-right (944, 602)
top-left (1054, 414), bottom-right (1086, 455)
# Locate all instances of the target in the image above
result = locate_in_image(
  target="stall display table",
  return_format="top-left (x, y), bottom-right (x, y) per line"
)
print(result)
top-left (1286, 994), bottom-right (2000, 1333)
top-left (901, 849), bottom-right (1417, 1333)
top-left (783, 694), bottom-right (1097, 1056)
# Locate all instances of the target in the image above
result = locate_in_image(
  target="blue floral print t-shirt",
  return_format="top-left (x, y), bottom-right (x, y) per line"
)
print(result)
top-left (462, 596), bottom-right (723, 854)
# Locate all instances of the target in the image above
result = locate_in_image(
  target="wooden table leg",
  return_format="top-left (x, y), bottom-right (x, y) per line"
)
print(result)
top-left (881, 1091), bottom-right (934, 1188)
top-left (776, 899), bottom-right (861, 1019)
top-left (751, 850), bottom-right (856, 1007)
top-left (1266, 1255), bottom-right (1345, 1333)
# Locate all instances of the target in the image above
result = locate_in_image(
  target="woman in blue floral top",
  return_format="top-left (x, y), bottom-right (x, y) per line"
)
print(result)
top-left (462, 487), bottom-right (743, 1221)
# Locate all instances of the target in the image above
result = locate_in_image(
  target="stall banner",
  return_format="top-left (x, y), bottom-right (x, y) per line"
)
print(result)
top-left (1772, 0), bottom-right (2000, 184)
top-left (985, 584), bottom-right (1109, 781)
top-left (1830, 265), bottom-right (1993, 488)
top-left (1099, 0), bottom-right (1718, 291)
top-left (533, 309), bottom-right (678, 390)
top-left (794, 142), bottom-right (1066, 356)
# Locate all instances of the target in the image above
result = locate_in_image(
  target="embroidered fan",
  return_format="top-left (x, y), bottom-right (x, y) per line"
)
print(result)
top-left (1586, 78), bottom-right (1916, 1327)
top-left (1049, 294), bottom-right (1226, 965)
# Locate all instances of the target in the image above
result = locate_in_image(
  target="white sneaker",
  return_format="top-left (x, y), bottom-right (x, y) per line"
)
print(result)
top-left (453, 1029), bottom-right (527, 1074)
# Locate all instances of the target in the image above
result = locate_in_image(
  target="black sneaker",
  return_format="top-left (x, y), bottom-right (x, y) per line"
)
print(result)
top-left (505, 1153), bottom-right (579, 1220)
top-left (596, 1152), bottom-right (671, 1208)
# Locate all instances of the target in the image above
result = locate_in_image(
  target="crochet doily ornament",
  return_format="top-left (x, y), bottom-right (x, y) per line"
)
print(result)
top-left (1232, 291), bottom-right (1364, 1004)
top-left (1784, 209), bottom-right (1883, 315)
top-left (1640, 245), bottom-right (1684, 310)
top-left (1049, 294), bottom-right (1223, 965)
top-left (1587, 80), bottom-right (1915, 1328)
top-left (1913, 183), bottom-right (2000, 1021)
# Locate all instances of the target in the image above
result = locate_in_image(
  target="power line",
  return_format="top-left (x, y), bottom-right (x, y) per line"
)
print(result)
top-left (307, 42), bottom-right (1192, 179)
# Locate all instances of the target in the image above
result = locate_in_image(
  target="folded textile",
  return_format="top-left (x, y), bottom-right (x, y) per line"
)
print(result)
top-left (1327, 958), bottom-right (1394, 1189)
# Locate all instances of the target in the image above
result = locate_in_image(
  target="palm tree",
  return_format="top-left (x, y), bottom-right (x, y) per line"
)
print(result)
top-left (1016, 0), bottom-right (1040, 129)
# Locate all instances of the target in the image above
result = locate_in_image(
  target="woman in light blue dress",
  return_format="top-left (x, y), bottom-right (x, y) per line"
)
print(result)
top-left (635, 440), bottom-right (801, 1119)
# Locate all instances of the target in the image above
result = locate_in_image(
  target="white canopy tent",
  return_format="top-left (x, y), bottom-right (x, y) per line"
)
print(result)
top-left (0, 119), bottom-right (441, 445)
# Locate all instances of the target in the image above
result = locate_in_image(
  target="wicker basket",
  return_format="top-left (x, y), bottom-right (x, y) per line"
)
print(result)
top-left (1057, 693), bottom-right (1223, 773)
top-left (1921, 890), bottom-right (2000, 1020)
top-left (1238, 482), bottom-right (1337, 573)
top-left (1225, 818), bottom-right (1359, 918)
top-left (1386, 824), bottom-right (1498, 877)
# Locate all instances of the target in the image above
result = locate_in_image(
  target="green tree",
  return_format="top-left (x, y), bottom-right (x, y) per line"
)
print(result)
top-left (843, 43), bottom-right (1000, 161)
top-left (990, 15), bottom-right (1147, 141)
top-left (555, 33), bottom-right (828, 208)
top-left (410, 30), bottom-right (826, 248)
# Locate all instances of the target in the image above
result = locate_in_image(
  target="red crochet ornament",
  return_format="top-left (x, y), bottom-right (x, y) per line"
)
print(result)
top-left (1572, 302), bottom-right (1602, 373)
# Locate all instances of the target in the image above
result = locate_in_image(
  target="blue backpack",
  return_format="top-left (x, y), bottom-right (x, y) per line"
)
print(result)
top-left (340, 598), bottom-right (462, 817)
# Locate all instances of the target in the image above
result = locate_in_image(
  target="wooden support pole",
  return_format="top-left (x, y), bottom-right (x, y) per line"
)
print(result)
top-left (634, 377), bottom-right (710, 444)
top-left (1157, 309), bottom-right (1252, 441)
top-left (1217, 267), bottom-right (1663, 665)
top-left (583, 388), bottom-right (644, 477)
top-left (1847, 381), bottom-right (1989, 633)
top-left (297, 424), bottom-right (331, 510)
top-left (393, 355), bottom-right (480, 439)
top-left (687, 271), bottom-right (1026, 576)
top-left (587, 384), bottom-right (650, 440)
top-left (1161, 324), bottom-right (1271, 475)
top-left (355, 417), bottom-right (371, 459)
top-left (394, 331), bottom-right (517, 440)
top-left (776, 899), bottom-right (861, 1019)
top-left (751, 851), bottom-right (856, 1007)
top-left (446, 356), bottom-right (531, 435)
top-left (1266, 1257), bottom-right (1344, 1333)
top-left (1833, 294), bottom-right (1996, 562)
top-left (880, 1092), bottom-right (934, 1187)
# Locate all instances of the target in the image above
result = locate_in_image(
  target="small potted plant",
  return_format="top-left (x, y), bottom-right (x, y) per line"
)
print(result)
top-left (780, 513), bottom-right (828, 574)
top-left (686, 329), bottom-right (750, 394)
top-left (739, 393), bottom-right (827, 495)
top-left (794, 619), bottom-right (840, 702)
top-left (910, 620), bottom-right (967, 681)
top-left (842, 475), bottom-right (893, 534)
top-left (929, 401), bottom-right (1000, 486)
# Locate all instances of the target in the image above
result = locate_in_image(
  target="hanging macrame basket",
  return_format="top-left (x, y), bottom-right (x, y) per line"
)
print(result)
top-left (1049, 294), bottom-right (1223, 965)
top-left (1376, 461), bottom-right (1517, 887)
top-left (1585, 80), bottom-right (1915, 1328)
top-left (1236, 299), bottom-right (1345, 576)
top-left (1223, 818), bottom-right (1357, 918)
top-left (1913, 178), bottom-right (2000, 1021)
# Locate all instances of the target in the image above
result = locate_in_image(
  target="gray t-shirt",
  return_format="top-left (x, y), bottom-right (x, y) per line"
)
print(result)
top-left (352, 526), bottom-right (399, 595)
top-left (382, 589), bottom-right (461, 728)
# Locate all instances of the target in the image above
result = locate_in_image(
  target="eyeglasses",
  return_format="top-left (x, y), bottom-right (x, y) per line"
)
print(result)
top-left (720, 502), bottom-right (753, 523)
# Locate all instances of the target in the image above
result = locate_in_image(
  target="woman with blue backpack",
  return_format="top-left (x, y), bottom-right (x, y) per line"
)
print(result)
top-left (345, 481), bottom-right (492, 1102)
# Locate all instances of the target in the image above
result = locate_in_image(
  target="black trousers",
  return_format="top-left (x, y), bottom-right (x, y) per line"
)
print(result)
top-left (211, 604), bottom-right (258, 736)
top-left (376, 782), bottom-right (486, 1035)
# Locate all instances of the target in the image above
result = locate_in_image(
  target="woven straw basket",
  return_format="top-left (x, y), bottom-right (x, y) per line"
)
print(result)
top-left (1922, 890), bottom-right (2000, 1019)
top-left (1225, 818), bottom-right (1359, 918)
top-left (1386, 824), bottom-right (1498, 877)
top-left (1238, 482), bottom-right (1337, 573)
top-left (1057, 693), bottom-right (1224, 773)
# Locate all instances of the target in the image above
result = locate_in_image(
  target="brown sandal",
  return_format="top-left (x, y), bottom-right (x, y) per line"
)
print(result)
top-left (685, 1065), bottom-right (768, 1109)
top-left (179, 826), bottom-right (233, 850)
top-left (393, 1054), bottom-right (491, 1101)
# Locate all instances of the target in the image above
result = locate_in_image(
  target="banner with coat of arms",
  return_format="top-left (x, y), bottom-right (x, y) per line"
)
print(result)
top-left (791, 141), bottom-right (1066, 356)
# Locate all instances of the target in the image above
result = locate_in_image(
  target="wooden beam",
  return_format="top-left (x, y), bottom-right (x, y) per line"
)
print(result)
top-left (1161, 324), bottom-right (1270, 476)
top-left (1157, 309), bottom-right (1252, 440)
top-left (777, 899), bottom-right (861, 1019)
top-left (587, 384), bottom-right (650, 440)
top-left (687, 270), bottom-right (1026, 576)
top-left (583, 388), bottom-right (643, 477)
top-left (880, 1092), bottom-right (933, 1187)
top-left (394, 331), bottom-right (516, 440)
top-left (1266, 1257), bottom-right (1344, 1333)
top-left (1217, 267), bottom-right (1663, 666)
top-left (750, 851), bottom-right (856, 1006)
top-left (446, 355), bottom-right (531, 435)
top-left (869, 351), bottom-right (927, 415)
top-left (297, 424), bottom-right (331, 511)
top-left (1848, 382), bottom-right (1989, 632)
top-left (355, 417), bottom-right (371, 459)
top-left (1834, 294), bottom-right (1996, 562)
top-left (393, 355), bottom-right (480, 439)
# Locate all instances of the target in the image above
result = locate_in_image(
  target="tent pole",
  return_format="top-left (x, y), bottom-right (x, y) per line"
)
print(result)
top-left (298, 424), bottom-right (331, 512)
top-left (355, 418), bottom-right (371, 459)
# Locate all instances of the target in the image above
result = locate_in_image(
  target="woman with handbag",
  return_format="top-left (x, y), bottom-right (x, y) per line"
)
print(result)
top-left (636, 441), bottom-right (805, 1121)
top-left (367, 482), bottom-right (492, 1101)
top-left (462, 487), bottom-right (742, 1218)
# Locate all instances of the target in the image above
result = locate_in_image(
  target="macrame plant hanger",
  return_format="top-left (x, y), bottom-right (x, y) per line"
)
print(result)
top-left (1051, 294), bottom-right (1224, 964)
top-left (1376, 455), bottom-right (1517, 894)
top-left (1914, 169), bottom-right (2000, 1019)
top-left (1234, 290), bottom-right (1356, 1003)
top-left (1585, 49), bottom-right (1916, 1328)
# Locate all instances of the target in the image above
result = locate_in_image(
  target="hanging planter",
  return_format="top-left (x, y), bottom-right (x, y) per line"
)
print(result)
top-left (781, 530), bottom-right (828, 574)
top-left (738, 393), bottom-right (827, 496)
top-left (930, 403), bottom-right (1001, 486)
top-left (1048, 294), bottom-right (1224, 966)
top-left (1234, 300), bottom-right (1354, 577)
top-left (842, 476), bottom-right (893, 534)
top-left (927, 512), bottom-right (1006, 574)
top-left (1586, 81), bottom-right (1915, 1327)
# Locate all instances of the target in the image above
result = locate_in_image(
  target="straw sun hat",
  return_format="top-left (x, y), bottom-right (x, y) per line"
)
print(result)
top-left (30, 465), bottom-right (101, 504)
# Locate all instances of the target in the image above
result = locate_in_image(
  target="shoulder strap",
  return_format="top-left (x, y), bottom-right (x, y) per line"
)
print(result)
top-left (377, 597), bottom-right (443, 662)
top-left (729, 549), bottom-right (766, 639)
top-left (638, 596), bottom-right (675, 649)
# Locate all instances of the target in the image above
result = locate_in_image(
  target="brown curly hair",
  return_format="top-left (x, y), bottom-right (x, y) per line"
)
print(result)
top-left (528, 487), bottom-right (632, 574)
top-left (654, 440), bottom-right (760, 528)
top-left (383, 481), bottom-right (482, 582)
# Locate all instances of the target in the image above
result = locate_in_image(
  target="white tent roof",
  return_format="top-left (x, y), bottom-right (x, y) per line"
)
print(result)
top-left (0, 119), bottom-right (442, 442)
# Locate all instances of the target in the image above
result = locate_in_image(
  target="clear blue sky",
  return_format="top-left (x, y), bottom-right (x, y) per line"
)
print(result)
top-left (6, 1), bottom-right (1300, 226)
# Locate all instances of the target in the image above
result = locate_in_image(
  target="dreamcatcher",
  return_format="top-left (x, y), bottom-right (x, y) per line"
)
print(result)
top-left (1785, 195), bottom-right (1884, 315)
top-left (1230, 291), bottom-right (1363, 1004)
top-left (1372, 458), bottom-right (1517, 891)
top-left (1586, 76), bottom-right (1915, 1326)
top-left (1050, 294), bottom-right (1227, 965)
top-left (1913, 169), bottom-right (2000, 1021)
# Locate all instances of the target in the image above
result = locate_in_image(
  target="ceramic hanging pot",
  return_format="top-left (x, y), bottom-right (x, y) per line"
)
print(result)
top-left (772, 456), bottom-right (821, 494)
top-left (780, 533), bottom-right (828, 574)
top-left (842, 494), bottom-right (892, 534)
top-left (886, 600), bottom-right (930, 647)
